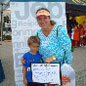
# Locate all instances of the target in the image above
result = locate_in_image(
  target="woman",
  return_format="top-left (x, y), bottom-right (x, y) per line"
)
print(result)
top-left (36, 8), bottom-right (72, 64)
top-left (36, 8), bottom-right (72, 86)
top-left (22, 8), bottom-right (72, 86)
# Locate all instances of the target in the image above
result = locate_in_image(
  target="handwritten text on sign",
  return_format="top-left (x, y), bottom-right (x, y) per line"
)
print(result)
top-left (31, 63), bottom-right (61, 85)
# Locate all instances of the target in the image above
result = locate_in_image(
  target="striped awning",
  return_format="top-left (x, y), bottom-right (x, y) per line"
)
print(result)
top-left (66, 3), bottom-right (86, 16)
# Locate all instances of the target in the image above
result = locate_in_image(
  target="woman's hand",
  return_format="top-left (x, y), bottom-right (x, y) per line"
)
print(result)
top-left (45, 55), bottom-right (56, 63)
top-left (21, 57), bottom-right (26, 65)
top-left (45, 57), bottom-right (53, 63)
top-left (24, 78), bottom-right (28, 85)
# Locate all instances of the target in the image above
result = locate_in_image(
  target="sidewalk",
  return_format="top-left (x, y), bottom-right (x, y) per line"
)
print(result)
top-left (0, 42), bottom-right (14, 86)
top-left (0, 42), bottom-right (86, 86)
top-left (72, 47), bottom-right (86, 86)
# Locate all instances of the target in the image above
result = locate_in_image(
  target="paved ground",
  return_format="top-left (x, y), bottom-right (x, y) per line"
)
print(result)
top-left (0, 42), bottom-right (14, 86)
top-left (0, 42), bottom-right (86, 86)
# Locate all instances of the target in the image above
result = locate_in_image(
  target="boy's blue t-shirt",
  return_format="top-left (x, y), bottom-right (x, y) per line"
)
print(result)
top-left (23, 52), bottom-right (43, 82)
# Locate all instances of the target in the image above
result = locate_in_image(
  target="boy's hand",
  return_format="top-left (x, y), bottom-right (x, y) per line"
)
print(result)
top-left (24, 78), bottom-right (28, 85)
top-left (21, 57), bottom-right (26, 65)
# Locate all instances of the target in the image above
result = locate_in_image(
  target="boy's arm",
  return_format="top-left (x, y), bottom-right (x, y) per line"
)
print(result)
top-left (40, 58), bottom-right (44, 63)
top-left (21, 56), bottom-right (26, 65)
top-left (23, 66), bottom-right (28, 85)
top-left (39, 55), bottom-right (44, 63)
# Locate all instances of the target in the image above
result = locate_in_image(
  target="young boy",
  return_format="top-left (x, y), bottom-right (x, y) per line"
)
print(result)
top-left (23, 36), bottom-right (44, 86)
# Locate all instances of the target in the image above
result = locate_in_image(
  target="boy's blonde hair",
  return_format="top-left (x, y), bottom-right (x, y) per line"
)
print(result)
top-left (28, 36), bottom-right (40, 46)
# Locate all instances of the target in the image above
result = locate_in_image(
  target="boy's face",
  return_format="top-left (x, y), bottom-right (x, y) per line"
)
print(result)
top-left (29, 43), bottom-right (39, 53)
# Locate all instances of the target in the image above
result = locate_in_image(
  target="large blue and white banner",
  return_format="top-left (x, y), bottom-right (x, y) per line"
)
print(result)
top-left (10, 1), bottom-right (66, 86)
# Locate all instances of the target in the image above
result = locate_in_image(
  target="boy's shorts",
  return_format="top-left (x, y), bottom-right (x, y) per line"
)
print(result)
top-left (27, 82), bottom-right (44, 86)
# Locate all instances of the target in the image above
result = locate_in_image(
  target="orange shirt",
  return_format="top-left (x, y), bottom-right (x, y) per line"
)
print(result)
top-left (80, 28), bottom-right (84, 36)
top-left (73, 29), bottom-right (79, 41)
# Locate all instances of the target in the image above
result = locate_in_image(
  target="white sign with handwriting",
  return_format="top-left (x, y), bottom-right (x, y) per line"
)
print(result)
top-left (31, 63), bottom-right (61, 85)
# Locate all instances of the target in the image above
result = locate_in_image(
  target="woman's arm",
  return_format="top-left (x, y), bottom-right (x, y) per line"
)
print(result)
top-left (57, 26), bottom-right (72, 64)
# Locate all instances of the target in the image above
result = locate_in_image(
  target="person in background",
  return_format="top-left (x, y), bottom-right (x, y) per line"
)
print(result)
top-left (78, 24), bottom-right (84, 47)
top-left (73, 25), bottom-right (79, 48)
top-left (83, 31), bottom-right (86, 47)
top-left (83, 20), bottom-right (86, 33)
top-left (23, 36), bottom-right (44, 86)
top-left (82, 20), bottom-right (86, 47)
top-left (8, 20), bottom-right (11, 32)
top-left (70, 16), bottom-right (78, 29)
top-left (5, 21), bottom-right (8, 33)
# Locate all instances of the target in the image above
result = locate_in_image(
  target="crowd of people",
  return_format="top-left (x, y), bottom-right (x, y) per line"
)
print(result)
top-left (68, 17), bottom-right (86, 48)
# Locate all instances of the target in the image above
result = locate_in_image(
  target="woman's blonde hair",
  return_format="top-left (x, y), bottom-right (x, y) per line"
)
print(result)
top-left (28, 36), bottom-right (40, 46)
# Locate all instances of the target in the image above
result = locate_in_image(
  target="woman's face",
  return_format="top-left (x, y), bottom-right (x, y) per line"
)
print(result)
top-left (37, 15), bottom-right (51, 30)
